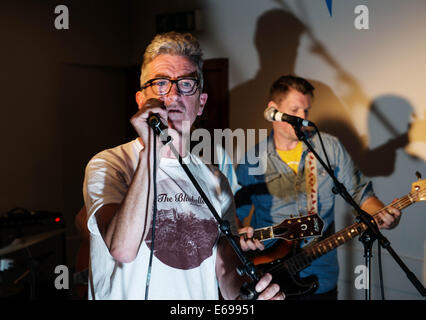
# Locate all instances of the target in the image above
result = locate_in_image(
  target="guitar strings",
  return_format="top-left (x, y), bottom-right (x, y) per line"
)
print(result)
top-left (371, 188), bottom-right (422, 218)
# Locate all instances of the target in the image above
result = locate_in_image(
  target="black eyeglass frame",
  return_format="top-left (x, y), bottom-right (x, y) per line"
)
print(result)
top-left (141, 77), bottom-right (200, 96)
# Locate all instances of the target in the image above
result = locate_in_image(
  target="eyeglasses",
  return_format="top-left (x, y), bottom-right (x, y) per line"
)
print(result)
top-left (141, 77), bottom-right (200, 96)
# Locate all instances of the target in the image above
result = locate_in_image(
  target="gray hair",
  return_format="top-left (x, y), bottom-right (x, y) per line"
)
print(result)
top-left (140, 32), bottom-right (204, 91)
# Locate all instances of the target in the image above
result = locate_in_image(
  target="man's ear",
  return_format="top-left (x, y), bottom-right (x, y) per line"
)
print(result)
top-left (267, 100), bottom-right (277, 110)
top-left (197, 92), bottom-right (208, 116)
top-left (135, 91), bottom-right (145, 110)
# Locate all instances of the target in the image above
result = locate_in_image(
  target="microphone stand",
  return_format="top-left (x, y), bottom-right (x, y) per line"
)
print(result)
top-left (293, 124), bottom-right (426, 299)
top-left (148, 116), bottom-right (260, 300)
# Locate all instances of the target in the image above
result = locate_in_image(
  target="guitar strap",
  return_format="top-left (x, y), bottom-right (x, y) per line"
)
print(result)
top-left (304, 152), bottom-right (336, 247)
top-left (305, 151), bottom-right (318, 216)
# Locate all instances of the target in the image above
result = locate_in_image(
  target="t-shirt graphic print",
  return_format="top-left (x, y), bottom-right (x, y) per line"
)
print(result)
top-left (144, 178), bottom-right (219, 270)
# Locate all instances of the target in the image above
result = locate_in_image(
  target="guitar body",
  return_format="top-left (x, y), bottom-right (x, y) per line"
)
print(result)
top-left (257, 251), bottom-right (319, 298)
top-left (245, 177), bottom-right (426, 298)
top-left (250, 239), bottom-right (294, 265)
top-left (251, 240), bottom-right (319, 298)
top-left (277, 273), bottom-right (318, 299)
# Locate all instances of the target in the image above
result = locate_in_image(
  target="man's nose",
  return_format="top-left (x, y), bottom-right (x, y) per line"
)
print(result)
top-left (164, 82), bottom-right (181, 103)
top-left (296, 109), bottom-right (307, 119)
top-left (169, 81), bottom-right (181, 96)
top-left (163, 83), bottom-right (181, 107)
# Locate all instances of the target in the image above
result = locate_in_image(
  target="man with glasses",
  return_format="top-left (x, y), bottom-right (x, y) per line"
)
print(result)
top-left (82, 32), bottom-right (283, 300)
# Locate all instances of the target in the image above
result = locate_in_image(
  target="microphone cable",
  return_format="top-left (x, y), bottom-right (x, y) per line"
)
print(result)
top-left (144, 134), bottom-right (158, 300)
top-left (311, 122), bottom-right (332, 172)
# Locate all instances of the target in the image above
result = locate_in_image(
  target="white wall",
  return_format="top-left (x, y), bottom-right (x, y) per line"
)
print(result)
top-left (193, 0), bottom-right (426, 300)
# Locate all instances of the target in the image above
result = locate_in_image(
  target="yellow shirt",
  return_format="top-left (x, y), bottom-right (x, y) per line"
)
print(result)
top-left (277, 142), bottom-right (303, 174)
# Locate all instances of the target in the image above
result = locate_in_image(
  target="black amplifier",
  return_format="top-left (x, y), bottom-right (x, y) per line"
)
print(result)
top-left (0, 208), bottom-right (67, 300)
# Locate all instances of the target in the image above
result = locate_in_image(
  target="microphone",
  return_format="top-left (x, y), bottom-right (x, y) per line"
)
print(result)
top-left (264, 106), bottom-right (314, 127)
top-left (147, 113), bottom-right (172, 144)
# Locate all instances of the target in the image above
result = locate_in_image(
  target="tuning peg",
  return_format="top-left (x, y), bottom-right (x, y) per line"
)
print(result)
top-left (415, 171), bottom-right (422, 180)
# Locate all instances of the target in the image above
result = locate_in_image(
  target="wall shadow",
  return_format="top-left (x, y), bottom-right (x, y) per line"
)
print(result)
top-left (230, 8), bottom-right (416, 178)
top-left (229, 8), bottom-right (423, 299)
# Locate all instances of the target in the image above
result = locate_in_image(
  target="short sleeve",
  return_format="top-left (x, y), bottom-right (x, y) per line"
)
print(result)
top-left (83, 153), bottom-right (130, 235)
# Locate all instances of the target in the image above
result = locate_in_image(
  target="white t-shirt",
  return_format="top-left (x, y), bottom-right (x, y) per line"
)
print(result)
top-left (83, 138), bottom-right (237, 300)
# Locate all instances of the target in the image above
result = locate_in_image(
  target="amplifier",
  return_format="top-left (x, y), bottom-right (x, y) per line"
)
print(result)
top-left (0, 208), bottom-right (67, 299)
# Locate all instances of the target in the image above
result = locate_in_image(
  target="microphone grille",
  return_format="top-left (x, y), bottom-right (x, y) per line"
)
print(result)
top-left (264, 106), bottom-right (277, 122)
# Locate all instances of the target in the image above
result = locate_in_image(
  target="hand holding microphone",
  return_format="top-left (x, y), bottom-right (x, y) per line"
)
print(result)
top-left (143, 99), bottom-right (173, 144)
top-left (148, 113), bottom-right (172, 144)
top-left (130, 98), bottom-right (167, 141)
top-left (130, 98), bottom-right (171, 149)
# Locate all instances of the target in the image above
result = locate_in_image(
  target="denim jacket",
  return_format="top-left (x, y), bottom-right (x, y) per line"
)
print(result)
top-left (235, 130), bottom-right (375, 294)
